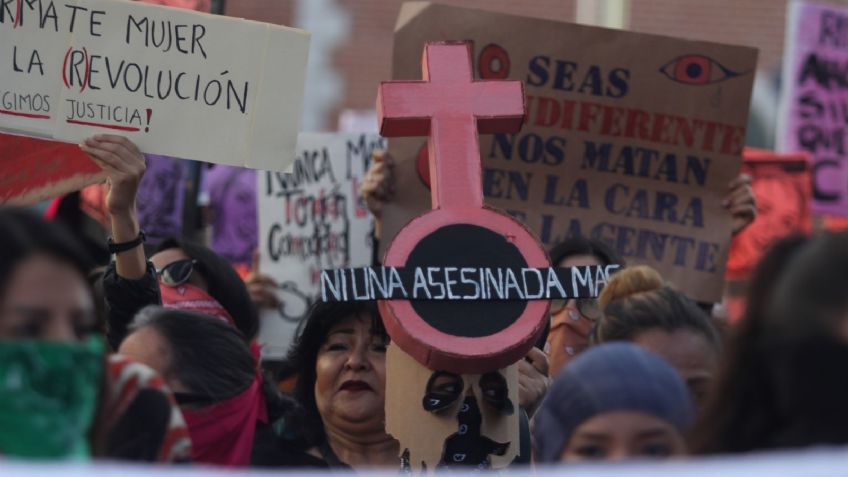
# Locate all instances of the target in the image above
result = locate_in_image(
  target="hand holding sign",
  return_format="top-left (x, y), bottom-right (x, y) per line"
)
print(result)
top-left (725, 174), bottom-right (757, 235)
top-left (79, 134), bottom-right (145, 216)
top-left (79, 133), bottom-right (146, 279)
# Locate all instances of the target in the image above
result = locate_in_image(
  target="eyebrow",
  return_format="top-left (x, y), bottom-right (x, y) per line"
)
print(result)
top-left (327, 328), bottom-right (356, 337)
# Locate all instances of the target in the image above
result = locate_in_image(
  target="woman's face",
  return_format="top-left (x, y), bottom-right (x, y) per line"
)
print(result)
top-left (561, 410), bottom-right (686, 462)
top-left (632, 329), bottom-right (718, 408)
top-left (314, 314), bottom-right (388, 433)
top-left (0, 255), bottom-right (95, 341)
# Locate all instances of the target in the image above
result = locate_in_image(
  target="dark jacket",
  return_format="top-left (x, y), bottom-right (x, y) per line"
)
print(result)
top-left (102, 262), bottom-right (161, 350)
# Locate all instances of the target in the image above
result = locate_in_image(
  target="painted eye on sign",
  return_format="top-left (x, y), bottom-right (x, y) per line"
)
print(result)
top-left (323, 42), bottom-right (618, 374)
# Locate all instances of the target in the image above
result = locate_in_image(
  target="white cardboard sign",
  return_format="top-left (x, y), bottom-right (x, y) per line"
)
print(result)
top-left (257, 132), bottom-right (386, 359)
top-left (0, 0), bottom-right (309, 171)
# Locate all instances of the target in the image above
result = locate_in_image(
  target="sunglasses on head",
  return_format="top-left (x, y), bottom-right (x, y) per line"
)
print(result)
top-left (156, 259), bottom-right (197, 287)
top-left (549, 297), bottom-right (601, 320)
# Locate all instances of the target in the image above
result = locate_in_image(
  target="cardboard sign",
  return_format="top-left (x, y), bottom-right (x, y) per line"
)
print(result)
top-left (0, 133), bottom-right (102, 204)
top-left (204, 165), bottom-right (258, 267)
top-left (377, 42), bottom-right (549, 374)
top-left (257, 132), bottom-right (385, 359)
top-left (723, 149), bottom-right (811, 323)
top-left (0, 0), bottom-right (309, 172)
top-left (136, 154), bottom-right (185, 244)
top-left (381, 2), bottom-right (758, 304)
top-left (726, 149), bottom-right (811, 281)
top-left (777, 0), bottom-right (848, 216)
top-left (320, 265), bottom-right (618, 302)
top-left (385, 344), bottom-right (519, 472)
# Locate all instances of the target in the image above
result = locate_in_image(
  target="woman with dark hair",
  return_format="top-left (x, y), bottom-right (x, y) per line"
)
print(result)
top-left (255, 301), bottom-right (396, 468)
top-left (690, 234), bottom-right (848, 453)
top-left (118, 307), bottom-right (287, 466)
top-left (590, 266), bottom-right (720, 408)
top-left (0, 208), bottom-right (102, 459)
top-left (545, 236), bottom-right (622, 376)
top-left (80, 134), bottom-right (286, 465)
top-left (103, 235), bottom-right (259, 349)
top-left (81, 134), bottom-right (258, 350)
top-left (0, 204), bottom-right (189, 462)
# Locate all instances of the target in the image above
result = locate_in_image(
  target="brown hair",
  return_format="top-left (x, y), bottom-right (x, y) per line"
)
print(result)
top-left (591, 266), bottom-right (719, 349)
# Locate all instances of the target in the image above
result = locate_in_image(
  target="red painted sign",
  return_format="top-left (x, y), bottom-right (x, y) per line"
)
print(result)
top-left (377, 42), bottom-right (548, 373)
top-left (0, 134), bottom-right (102, 205)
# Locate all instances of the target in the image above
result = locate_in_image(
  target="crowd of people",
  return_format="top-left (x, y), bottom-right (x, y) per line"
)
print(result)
top-left (0, 132), bottom-right (844, 471)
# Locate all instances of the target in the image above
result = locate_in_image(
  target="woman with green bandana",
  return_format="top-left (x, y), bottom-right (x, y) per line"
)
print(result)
top-left (0, 208), bottom-right (103, 459)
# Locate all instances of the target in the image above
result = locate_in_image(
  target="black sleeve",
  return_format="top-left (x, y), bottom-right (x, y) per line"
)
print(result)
top-left (102, 261), bottom-right (161, 350)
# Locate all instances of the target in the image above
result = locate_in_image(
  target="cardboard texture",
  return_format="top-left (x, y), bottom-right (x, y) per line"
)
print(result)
top-left (204, 165), bottom-right (258, 267)
top-left (378, 42), bottom-right (550, 374)
top-left (385, 344), bottom-right (519, 473)
top-left (135, 155), bottom-right (185, 244)
top-left (257, 132), bottom-right (385, 359)
top-left (777, 0), bottom-right (848, 216)
top-left (0, 0), bottom-right (309, 172)
top-left (0, 133), bottom-right (103, 204)
top-left (382, 2), bottom-right (758, 304)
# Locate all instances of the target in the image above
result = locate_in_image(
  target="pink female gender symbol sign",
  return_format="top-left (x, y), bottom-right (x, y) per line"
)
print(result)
top-left (377, 42), bottom-right (550, 373)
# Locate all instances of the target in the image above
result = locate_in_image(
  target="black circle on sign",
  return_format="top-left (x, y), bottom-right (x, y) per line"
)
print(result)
top-left (405, 224), bottom-right (528, 338)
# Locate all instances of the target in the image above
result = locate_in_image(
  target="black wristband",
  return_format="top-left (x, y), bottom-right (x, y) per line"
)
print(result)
top-left (107, 230), bottom-right (146, 254)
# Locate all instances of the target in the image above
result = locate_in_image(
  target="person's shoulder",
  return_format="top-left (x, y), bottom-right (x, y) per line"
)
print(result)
top-left (251, 427), bottom-right (331, 469)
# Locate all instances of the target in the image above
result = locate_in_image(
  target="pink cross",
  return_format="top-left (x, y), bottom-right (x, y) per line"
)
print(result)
top-left (377, 42), bottom-right (525, 210)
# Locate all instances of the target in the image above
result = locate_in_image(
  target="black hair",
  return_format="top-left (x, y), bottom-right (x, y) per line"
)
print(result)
top-left (156, 238), bottom-right (259, 340)
top-left (286, 301), bottom-right (384, 447)
top-left (548, 236), bottom-right (622, 268)
top-left (691, 235), bottom-right (820, 454)
top-left (0, 208), bottom-right (95, 303)
top-left (130, 307), bottom-right (255, 401)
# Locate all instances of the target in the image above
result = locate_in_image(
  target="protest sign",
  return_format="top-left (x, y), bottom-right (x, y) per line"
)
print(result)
top-left (380, 2), bottom-right (758, 303)
top-left (0, 0), bottom-right (309, 172)
top-left (136, 155), bottom-right (185, 244)
top-left (777, 0), bottom-right (848, 216)
top-left (726, 149), bottom-right (811, 281)
top-left (0, 133), bottom-right (102, 204)
top-left (204, 165), bottom-right (258, 268)
top-left (257, 132), bottom-right (385, 359)
top-left (723, 148), bottom-right (811, 323)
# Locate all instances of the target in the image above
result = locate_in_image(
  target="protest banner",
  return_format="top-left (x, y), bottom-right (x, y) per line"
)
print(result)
top-left (380, 2), bottom-right (758, 303)
top-left (257, 132), bottom-right (385, 359)
top-left (778, 0), bottom-right (848, 216)
top-left (726, 149), bottom-right (811, 281)
top-left (0, 133), bottom-right (101, 204)
top-left (0, 0), bottom-right (211, 206)
top-left (0, 0), bottom-right (309, 174)
top-left (722, 148), bottom-right (811, 323)
top-left (136, 155), bottom-right (185, 244)
top-left (204, 165), bottom-right (258, 268)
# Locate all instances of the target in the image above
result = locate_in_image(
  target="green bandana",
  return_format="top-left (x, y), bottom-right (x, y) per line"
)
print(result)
top-left (0, 337), bottom-right (104, 460)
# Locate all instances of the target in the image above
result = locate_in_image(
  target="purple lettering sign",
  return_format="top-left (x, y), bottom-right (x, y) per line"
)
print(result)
top-left (778, 0), bottom-right (848, 215)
